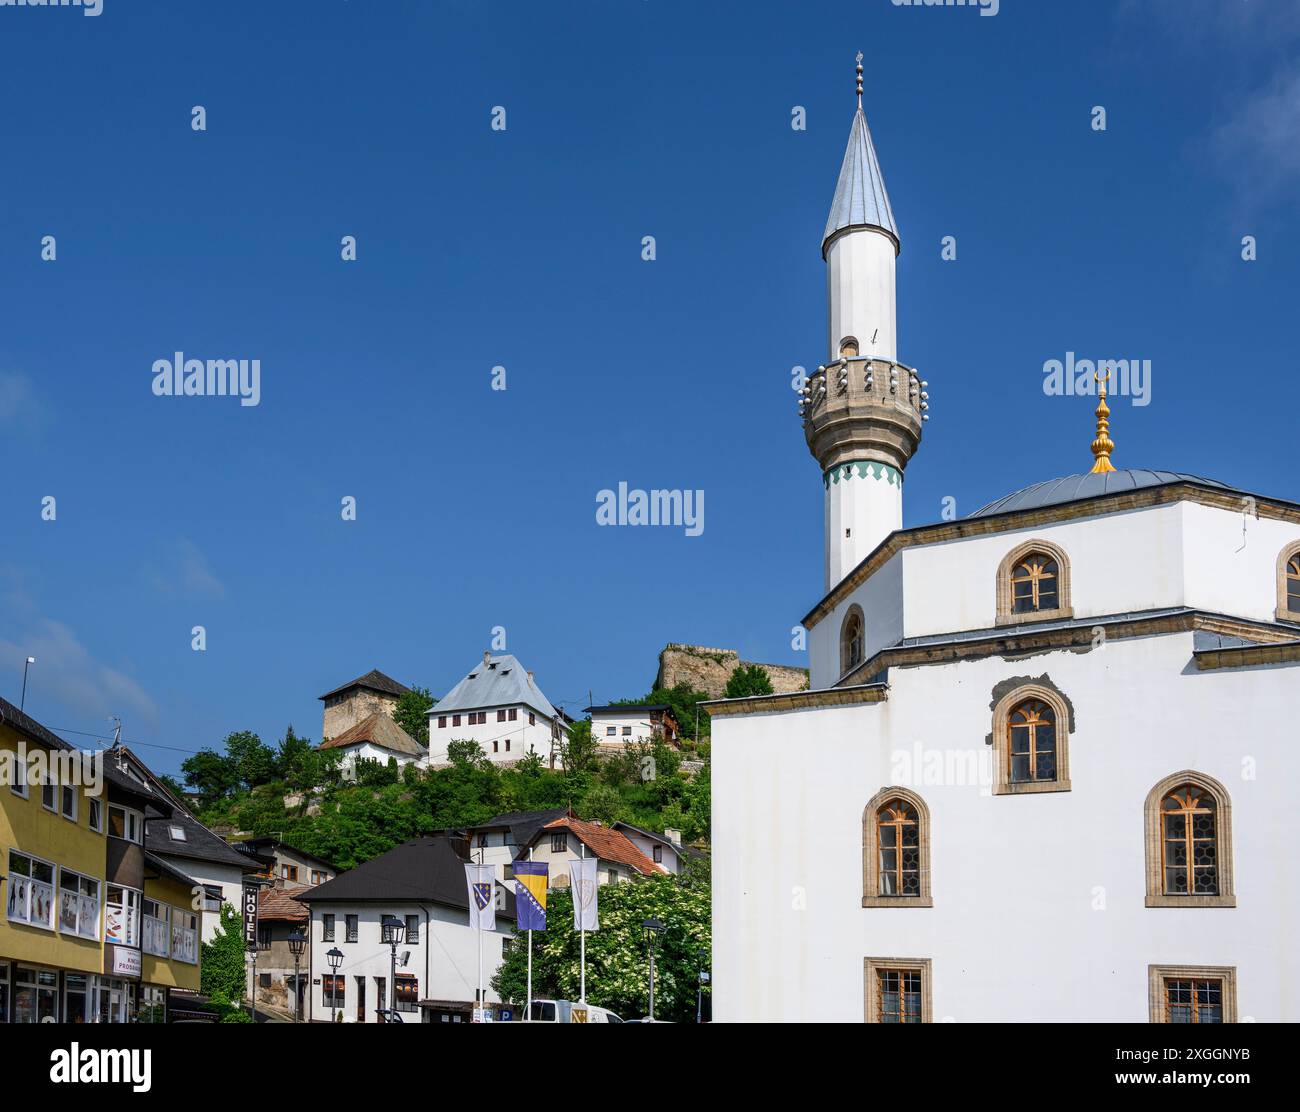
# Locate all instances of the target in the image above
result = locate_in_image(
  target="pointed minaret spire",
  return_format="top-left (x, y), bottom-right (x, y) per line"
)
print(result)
top-left (1089, 371), bottom-right (1117, 473)
top-left (822, 56), bottom-right (899, 260)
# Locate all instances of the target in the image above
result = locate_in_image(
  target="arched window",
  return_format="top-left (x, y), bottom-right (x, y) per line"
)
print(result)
top-left (991, 683), bottom-right (1072, 795)
top-left (1277, 543), bottom-right (1300, 622)
top-left (840, 605), bottom-right (865, 677)
top-left (1144, 772), bottom-right (1235, 908)
top-left (839, 336), bottom-right (859, 358)
top-left (996, 540), bottom-right (1073, 625)
top-left (862, 787), bottom-right (932, 907)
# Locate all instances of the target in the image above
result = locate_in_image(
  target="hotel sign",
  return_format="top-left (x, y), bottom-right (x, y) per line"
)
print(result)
top-left (242, 883), bottom-right (259, 950)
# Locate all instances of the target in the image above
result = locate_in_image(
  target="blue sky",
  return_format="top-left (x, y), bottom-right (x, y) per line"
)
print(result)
top-left (1, 0), bottom-right (1296, 775)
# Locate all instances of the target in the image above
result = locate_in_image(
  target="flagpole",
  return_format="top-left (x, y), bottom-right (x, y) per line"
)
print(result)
top-left (579, 842), bottom-right (586, 1004)
top-left (477, 844), bottom-right (484, 1021)
top-left (526, 844), bottom-right (533, 1022)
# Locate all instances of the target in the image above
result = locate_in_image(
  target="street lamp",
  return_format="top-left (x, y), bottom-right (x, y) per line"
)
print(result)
top-left (20, 657), bottom-right (35, 713)
top-left (381, 915), bottom-right (407, 1018)
top-left (287, 927), bottom-right (307, 1023)
top-left (325, 946), bottom-right (343, 1021)
top-left (642, 917), bottom-right (665, 1021)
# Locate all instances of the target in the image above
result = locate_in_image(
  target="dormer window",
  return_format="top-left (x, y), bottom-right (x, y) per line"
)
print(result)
top-left (1277, 543), bottom-right (1300, 622)
top-left (840, 605), bottom-right (865, 677)
top-left (996, 540), bottom-right (1073, 625)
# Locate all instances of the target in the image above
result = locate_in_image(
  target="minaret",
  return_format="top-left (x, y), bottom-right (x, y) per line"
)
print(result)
top-left (802, 56), bottom-right (927, 591)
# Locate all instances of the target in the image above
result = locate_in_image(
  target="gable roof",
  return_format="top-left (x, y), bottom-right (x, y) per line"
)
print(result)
top-left (472, 808), bottom-right (570, 849)
top-left (259, 885), bottom-right (310, 923)
top-left (536, 816), bottom-right (663, 877)
top-left (110, 745), bottom-right (262, 874)
top-left (319, 712), bottom-right (424, 757)
top-left (318, 669), bottom-right (410, 702)
top-left (230, 837), bottom-right (339, 873)
top-left (434, 654), bottom-right (559, 720)
top-left (296, 835), bottom-right (516, 920)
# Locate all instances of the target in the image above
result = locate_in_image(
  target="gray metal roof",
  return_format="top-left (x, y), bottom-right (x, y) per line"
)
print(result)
top-left (822, 105), bottom-right (898, 257)
top-left (434, 653), bottom-right (559, 719)
top-left (970, 470), bottom-right (1233, 518)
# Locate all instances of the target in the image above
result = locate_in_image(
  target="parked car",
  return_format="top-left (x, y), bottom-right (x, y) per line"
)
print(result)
top-left (526, 998), bottom-right (623, 1023)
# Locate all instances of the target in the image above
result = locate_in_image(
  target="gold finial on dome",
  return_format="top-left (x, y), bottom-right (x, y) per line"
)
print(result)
top-left (856, 52), bottom-right (864, 104)
top-left (1089, 370), bottom-right (1116, 474)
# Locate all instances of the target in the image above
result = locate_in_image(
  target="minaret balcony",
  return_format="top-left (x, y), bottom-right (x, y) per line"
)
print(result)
top-left (800, 356), bottom-right (927, 474)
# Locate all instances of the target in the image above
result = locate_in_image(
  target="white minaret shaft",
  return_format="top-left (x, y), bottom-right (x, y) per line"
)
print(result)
top-left (804, 58), bottom-right (922, 593)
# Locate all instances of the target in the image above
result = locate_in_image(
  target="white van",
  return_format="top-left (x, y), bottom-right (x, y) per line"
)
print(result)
top-left (527, 998), bottom-right (623, 1023)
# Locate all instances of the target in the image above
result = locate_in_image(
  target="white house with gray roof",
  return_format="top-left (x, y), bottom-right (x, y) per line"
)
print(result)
top-left (428, 653), bottom-right (569, 766)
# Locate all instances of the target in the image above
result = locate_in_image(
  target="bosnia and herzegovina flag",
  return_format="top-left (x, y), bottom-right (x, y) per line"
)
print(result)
top-left (514, 861), bottom-right (549, 931)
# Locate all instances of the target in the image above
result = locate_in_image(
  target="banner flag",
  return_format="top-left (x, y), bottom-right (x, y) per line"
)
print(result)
top-left (514, 861), bottom-right (548, 931)
top-left (569, 857), bottom-right (599, 931)
top-left (465, 863), bottom-right (496, 931)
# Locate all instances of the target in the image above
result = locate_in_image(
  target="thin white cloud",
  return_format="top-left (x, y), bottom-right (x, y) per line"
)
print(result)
top-left (150, 539), bottom-right (226, 598)
top-left (0, 620), bottom-right (158, 725)
top-left (1210, 66), bottom-right (1300, 206)
top-left (0, 372), bottom-right (44, 428)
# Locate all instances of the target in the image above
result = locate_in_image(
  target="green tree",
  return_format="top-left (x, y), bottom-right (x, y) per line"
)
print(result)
top-left (491, 872), bottom-right (711, 1022)
top-left (723, 664), bottom-right (774, 699)
top-left (447, 738), bottom-right (488, 768)
top-left (223, 730), bottom-right (279, 790)
top-left (561, 718), bottom-right (599, 775)
top-left (392, 685), bottom-right (436, 746)
top-left (180, 748), bottom-right (239, 807)
top-left (581, 782), bottom-right (627, 826)
top-left (200, 903), bottom-right (248, 1012)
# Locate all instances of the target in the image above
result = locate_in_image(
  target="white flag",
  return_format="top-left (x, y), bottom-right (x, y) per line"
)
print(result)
top-left (569, 857), bottom-right (599, 931)
top-left (465, 863), bottom-right (496, 931)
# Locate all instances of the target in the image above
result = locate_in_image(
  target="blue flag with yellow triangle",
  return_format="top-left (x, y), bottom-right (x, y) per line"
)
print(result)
top-left (514, 861), bottom-right (548, 931)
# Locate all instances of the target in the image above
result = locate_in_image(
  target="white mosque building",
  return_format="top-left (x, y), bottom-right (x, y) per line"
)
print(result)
top-left (707, 60), bottom-right (1300, 1023)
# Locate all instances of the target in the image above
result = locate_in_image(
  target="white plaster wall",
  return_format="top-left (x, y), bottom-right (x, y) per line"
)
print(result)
top-left (338, 741), bottom-right (424, 774)
top-left (308, 901), bottom-right (512, 1022)
top-left (811, 550), bottom-right (904, 686)
top-left (427, 705), bottom-right (557, 765)
top-left (826, 228), bottom-right (897, 362)
top-left (591, 712), bottom-right (655, 747)
top-left (155, 858), bottom-right (245, 944)
top-left (825, 470), bottom-right (903, 594)
top-left (713, 631), bottom-right (1298, 1021)
top-left (1181, 501), bottom-right (1300, 624)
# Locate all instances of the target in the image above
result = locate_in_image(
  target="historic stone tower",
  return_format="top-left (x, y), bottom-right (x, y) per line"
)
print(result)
top-left (802, 57), bottom-right (928, 591)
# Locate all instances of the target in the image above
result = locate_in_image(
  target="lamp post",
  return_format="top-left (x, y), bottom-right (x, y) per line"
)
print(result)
top-left (287, 927), bottom-right (307, 1023)
top-left (326, 946), bottom-right (343, 1022)
top-left (381, 915), bottom-right (407, 1018)
top-left (20, 657), bottom-right (35, 713)
top-left (642, 917), bottom-right (665, 1021)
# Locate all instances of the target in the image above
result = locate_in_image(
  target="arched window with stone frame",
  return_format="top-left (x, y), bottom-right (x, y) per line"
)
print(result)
top-left (862, 787), bottom-right (933, 908)
top-left (991, 683), bottom-right (1073, 795)
top-left (1276, 542), bottom-right (1300, 623)
top-left (996, 539), bottom-right (1073, 625)
top-left (839, 604), bottom-right (866, 678)
top-left (1143, 771), bottom-right (1235, 909)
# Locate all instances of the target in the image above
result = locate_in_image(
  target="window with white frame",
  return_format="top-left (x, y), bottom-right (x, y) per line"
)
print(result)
top-left (7, 851), bottom-right (56, 930)
top-left (87, 798), bottom-right (103, 833)
top-left (58, 868), bottom-right (101, 939)
top-left (142, 898), bottom-right (171, 956)
top-left (201, 885), bottom-right (222, 913)
top-left (105, 885), bottom-right (141, 947)
top-left (60, 784), bottom-right (77, 823)
top-left (171, 908), bottom-right (198, 963)
top-left (10, 753), bottom-right (28, 798)
top-left (108, 805), bottom-right (142, 844)
top-left (41, 781), bottom-right (56, 811)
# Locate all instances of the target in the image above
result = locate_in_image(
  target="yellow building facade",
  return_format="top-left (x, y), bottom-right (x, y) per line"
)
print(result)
top-left (2, 701), bottom-right (206, 1022)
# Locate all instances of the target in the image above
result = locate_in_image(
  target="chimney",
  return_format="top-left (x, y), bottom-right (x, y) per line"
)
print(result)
top-left (664, 828), bottom-right (682, 847)
top-left (527, 670), bottom-right (534, 684)
top-left (483, 651), bottom-right (491, 665)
